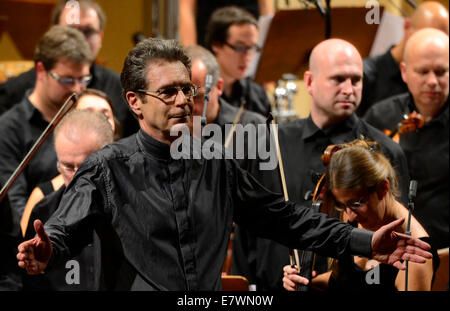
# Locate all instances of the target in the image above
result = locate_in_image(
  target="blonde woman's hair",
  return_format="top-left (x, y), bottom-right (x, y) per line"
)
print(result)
top-left (325, 139), bottom-right (400, 198)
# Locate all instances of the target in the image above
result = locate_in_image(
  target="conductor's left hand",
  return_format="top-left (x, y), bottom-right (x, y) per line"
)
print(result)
top-left (371, 218), bottom-right (432, 269)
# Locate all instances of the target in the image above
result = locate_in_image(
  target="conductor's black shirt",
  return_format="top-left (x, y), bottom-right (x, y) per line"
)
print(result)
top-left (44, 130), bottom-right (373, 290)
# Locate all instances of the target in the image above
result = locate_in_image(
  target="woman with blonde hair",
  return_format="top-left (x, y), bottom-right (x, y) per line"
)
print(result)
top-left (283, 139), bottom-right (438, 291)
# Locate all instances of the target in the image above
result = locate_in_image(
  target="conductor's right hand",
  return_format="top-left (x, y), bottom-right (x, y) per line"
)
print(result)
top-left (17, 219), bottom-right (52, 275)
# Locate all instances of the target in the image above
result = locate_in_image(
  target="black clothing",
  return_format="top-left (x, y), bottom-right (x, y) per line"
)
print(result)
top-left (213, 98), bottom-right (276, 185)
top-left (232, 114), bottom-right (410, 291)
top-left (44, 129), bottom-right (373, 290)
top-left (221, 77), bottom-right (271, 118)
top-left (37, 180), bottom-right (55, 197)
top-left (357, 47), bottom-right (408, 117)
top-left (0, 64), bottom-right (139, 137)
top-left (328, 256), bottom-right (399, 292)
top-left (364, 93), bottom-right (449, 249)
top-left (328, 236), bottom-right (439, 291)
top-left (0, 178), bottom-right (24, 290)
top-left (0, 95), bottom-right (59, 229)
top-left (198, 0), bottom-right (259, 47)
top-left (23, 186), bottom-right (100, 291)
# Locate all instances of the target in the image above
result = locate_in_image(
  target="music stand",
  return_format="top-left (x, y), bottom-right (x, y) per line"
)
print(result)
top-left (0, 0), bottom-right (56, 59)
top-left (254, 7), bottom-right (383, 84)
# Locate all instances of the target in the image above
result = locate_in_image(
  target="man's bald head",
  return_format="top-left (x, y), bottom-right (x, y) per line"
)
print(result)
top-left (409, 1), bottom-right (449, 35)
top-left (404, 28), bottom-right (449, 63)
top-left (306, 39), bottom-right (363, 129)
top-left (401, 28), bottom-right (449, 119)
top-left (54, 110), bottom-right (114, 185)
top-left (309, 39), bottom-right (363, 74)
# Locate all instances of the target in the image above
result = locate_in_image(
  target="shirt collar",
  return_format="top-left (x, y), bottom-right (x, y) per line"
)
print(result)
top-left (302, 114), bottom-right (358, 140)
top-left (23, 89), bottom-right (48, 124)
top-left (137, 129), bottom-right (171, 160)
top-left (215, 98), bottom-right (239, 126)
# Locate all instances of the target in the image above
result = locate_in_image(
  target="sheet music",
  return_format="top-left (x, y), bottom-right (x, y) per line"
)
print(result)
top-left (246, 13), bottom-right (274, 78)
top-left (369, 10), bottom-right (404, 57)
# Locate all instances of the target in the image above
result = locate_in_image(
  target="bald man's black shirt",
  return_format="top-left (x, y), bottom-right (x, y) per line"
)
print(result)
top-left (364, 93), bottom-right (449, 249)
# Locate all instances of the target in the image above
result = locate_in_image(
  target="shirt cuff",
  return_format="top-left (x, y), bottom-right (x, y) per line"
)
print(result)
top-left (349, 228), bottom-right (373, 258)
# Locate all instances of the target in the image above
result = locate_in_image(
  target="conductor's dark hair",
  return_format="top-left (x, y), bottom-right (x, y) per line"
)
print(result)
top-left (204, 6), bottom-right (258, 53)
top-left (120, 38), bottom-right (191, 102)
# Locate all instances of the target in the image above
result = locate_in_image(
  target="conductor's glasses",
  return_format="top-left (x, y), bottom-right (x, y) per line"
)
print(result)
top-left (224, 42), bottom-right (261, 54)
top-left (136, 84), bottom-right (199, 104)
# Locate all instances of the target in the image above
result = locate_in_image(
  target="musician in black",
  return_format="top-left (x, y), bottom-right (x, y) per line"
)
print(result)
top-left (185, 44), bottom-right (276, 184)
top-left (0, 26), bottom-right (92, 236)
top-left (364, 28), bottom-right (449, 250)
top-left (357, 1), bottom-right (449, 117)
top-left (283, 139), bottom-right (438, 291)
top-left (16, 38), bottom-right (432, 291)
top-left (0, 0), bottom-right (139, 137)
top-left (205, 6), bottom-right (271, 117)
top-left (232, 39), bottom-right (410, 291)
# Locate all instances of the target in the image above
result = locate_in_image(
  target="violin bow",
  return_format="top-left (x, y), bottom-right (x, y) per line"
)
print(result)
top-left (0, 93), bottom-right (78, 203)
top-left (267, 114), bottom-right (311, 291)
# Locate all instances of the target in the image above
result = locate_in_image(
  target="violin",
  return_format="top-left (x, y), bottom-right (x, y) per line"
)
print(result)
top-left (383, 111), bottom-right (425, 143)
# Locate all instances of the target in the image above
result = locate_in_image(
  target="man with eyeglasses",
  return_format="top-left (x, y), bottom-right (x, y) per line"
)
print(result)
top-left (231, 38), bottom-right (411, 291)
top-left (21, 109), bottom-right (113, 290)
top-left (16, 37), bottom-right (433, 291)
top-left (185, 45), bottom-right (276, 179)
top-left (205, 6), bottom-right (271, 118)
top-left (0, 0), bottom-right (139, 138)
top-left (0, 25), bottom-right (92, 267)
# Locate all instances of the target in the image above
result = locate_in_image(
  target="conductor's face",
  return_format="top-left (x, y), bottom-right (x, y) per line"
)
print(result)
top-left (127, 60), bottom-right (194, 145)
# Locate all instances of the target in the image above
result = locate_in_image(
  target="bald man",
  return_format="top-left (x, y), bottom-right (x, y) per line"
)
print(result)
top-left (22, 110), bottom-right (113, 290)
top-left (357, 1), bottom-right (449, 117)
top-left (364, 28), bottom-right (449, 250)
top-left (232, 39), bottom-right (410, 291)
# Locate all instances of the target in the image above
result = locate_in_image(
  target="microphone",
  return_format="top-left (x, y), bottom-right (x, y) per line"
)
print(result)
top-left (405, 179), bottom-right (418, 291)
top-left (201, 74), bottom-right (213, 126)
top-left (406, 0), bottom-right (417, 9)
top-left (408, 180), bottom-right (417, 200)
top-left (133, 32), bottom-right (147, 45)
top-left (303, 0), bottom-right (326, 16)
